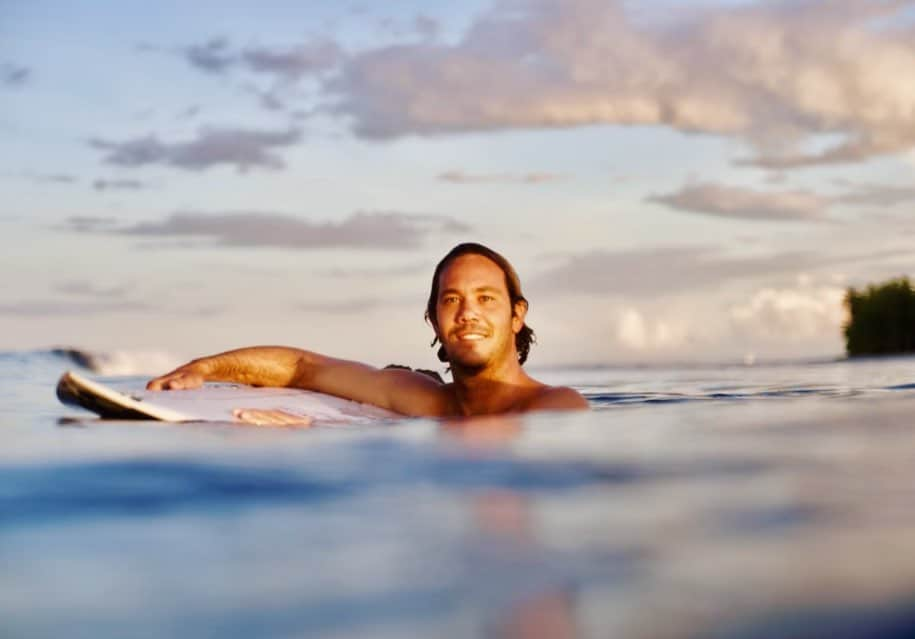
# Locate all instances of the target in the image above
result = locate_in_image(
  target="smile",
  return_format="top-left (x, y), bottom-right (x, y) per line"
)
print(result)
top-left (455, 332), bottom-right (487, 341)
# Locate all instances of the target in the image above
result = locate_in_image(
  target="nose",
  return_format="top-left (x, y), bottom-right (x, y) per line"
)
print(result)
top-left (456, 298), bottom-right (479, 323)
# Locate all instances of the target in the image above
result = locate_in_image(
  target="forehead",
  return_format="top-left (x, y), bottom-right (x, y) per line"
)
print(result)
top-left (438, 254), bottom-right (507, 292)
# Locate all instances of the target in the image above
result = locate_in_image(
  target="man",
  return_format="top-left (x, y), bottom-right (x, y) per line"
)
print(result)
top-left (147, 243), bottom-right (589, 416)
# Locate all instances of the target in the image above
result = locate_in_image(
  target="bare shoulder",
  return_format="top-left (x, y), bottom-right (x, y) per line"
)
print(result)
top-left (376, 366), bottom-right (452, 417)
top-left (524, 385), bottom-right (590, 412)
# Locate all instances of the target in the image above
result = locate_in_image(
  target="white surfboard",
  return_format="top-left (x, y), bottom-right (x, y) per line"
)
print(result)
top-left (56, 370), bottom-right (400, 424)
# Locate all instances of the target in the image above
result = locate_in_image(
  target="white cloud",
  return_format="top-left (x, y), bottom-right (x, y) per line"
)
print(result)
top-left (89, 126), bottom-right (302, 172)
top-left (649, 183), bottom-right (829, 221)
top-left (615, 307), bottom-right (688, 351)
top-left (530, 246), bottom-right (818, 297)
top-left (437, 170), bottom-right (564, 184)
top-left (728, 280), bottom-right (847, 341)
top-left (63, 210), bottom-right (471, 250)
top-left (0, 300), bottom-right (150, 316)
top-left (53, 280), bottom-right (128, 299)
top-left (836, 183), bottom-right (915, 207)
top-left (329, 0), bottom-right (915, 167)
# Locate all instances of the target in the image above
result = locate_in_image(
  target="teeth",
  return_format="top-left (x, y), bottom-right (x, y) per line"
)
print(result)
top-left (459, 334), bottom-right (485, 340)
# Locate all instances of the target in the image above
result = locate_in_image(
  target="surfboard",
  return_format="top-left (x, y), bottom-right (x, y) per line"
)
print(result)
top-left (56, 370), bottom-right (400, 424)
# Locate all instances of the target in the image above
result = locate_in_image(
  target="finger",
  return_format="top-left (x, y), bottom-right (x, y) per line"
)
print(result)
top-left (234, 409), bottom-right (277, 425)
top-left (257, 410), bottom-right (285, 425)
top-left (272, 410), bottom-right (313, 426)
top-left (148, 375), bottom-right (180, 390)
top-left (166, 374), bottom-right (202, 390)
top-left (233, 409), bottom-right (312, 427)
top-left (243, 410), bottom-right (286, 426)
top-left (233, 409), bottom-right (262, 424)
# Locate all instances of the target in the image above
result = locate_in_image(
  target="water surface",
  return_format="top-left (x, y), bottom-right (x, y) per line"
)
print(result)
top-left (3, 351), bottom-right (915, 638)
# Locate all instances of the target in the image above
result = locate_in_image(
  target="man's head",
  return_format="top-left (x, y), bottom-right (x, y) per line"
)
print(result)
top-left (425, 243), bottom-right (535, 366)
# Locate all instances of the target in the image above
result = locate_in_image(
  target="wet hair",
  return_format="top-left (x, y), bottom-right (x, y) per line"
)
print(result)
top-left (425, 242), bottom-right (536, 365)
top-left (383, 364), bottom-right (444, 384)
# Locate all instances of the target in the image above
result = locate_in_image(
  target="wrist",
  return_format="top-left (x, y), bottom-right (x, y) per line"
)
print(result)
top-left (186, 358), bottom-right (212, 378)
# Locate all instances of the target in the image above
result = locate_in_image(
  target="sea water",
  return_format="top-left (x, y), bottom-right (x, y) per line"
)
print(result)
top-left (3, 350), bottom-right (915, 638)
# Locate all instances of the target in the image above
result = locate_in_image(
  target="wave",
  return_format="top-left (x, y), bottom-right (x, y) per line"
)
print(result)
top-left (582, 383), bottom-right (915, 407)
top-left (47, 347), bottom-right (183, 376)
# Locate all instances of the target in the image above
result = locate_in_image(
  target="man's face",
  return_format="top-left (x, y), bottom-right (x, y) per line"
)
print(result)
top-left (434, 254), bottom-right (525, 370)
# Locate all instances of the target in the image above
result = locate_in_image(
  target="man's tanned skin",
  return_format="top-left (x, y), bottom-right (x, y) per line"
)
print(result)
top-left (148, 247), bottom-right (588, 417)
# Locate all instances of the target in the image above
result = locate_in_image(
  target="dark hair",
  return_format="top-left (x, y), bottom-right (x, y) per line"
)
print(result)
top-left (425, 242), bottom-right (536, 365)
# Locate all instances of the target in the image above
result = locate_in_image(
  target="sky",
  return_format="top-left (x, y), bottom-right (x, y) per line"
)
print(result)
top-left (3, 0), bottom-right (915, 369)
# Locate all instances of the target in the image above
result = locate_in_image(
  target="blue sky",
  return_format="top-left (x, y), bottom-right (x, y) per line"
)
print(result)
top-left (3, 0), bottom-right (915, 368)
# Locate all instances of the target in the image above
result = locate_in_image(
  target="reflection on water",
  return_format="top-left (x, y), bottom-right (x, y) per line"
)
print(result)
top-left (3, 354), bottom-right (915, 637)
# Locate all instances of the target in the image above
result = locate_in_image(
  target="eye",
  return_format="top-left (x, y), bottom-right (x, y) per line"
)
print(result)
top-left (441, 295), bottom-right (459, 304)
top-left (480, 294), bottom-right (495, 303)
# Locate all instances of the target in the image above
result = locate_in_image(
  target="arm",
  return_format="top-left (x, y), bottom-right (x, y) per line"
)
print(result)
top-left (524, 386), bottom-right (590, 412)
top-left (146, 346), bottom-right (450, 417)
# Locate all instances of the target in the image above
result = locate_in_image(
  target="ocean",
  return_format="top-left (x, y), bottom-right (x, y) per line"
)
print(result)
top-left (3, 349), bottom-right (915, 638)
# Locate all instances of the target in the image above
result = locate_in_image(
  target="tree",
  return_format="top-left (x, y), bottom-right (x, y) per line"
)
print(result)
top-left (844, 277), bottom-right (915, 356)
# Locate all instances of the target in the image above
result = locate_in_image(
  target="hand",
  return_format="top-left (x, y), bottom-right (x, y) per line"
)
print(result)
top-left (146, 370), bottom-right (205, 391)
top-left (232, 408), bottom-right (313, 427)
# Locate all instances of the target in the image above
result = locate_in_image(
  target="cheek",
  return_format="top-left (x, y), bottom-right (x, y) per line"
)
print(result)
top-left (433, 308), bottom-right (450, 334)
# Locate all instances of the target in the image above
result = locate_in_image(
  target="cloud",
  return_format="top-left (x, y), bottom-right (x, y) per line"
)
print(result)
top-left (58, 216), bottom-right (117, 232)
top-left (241, 41), bottom-right (343, 81)
top-left (240, 84), bottom-right (288, 112)
top-left (728, 279), bottom-right (847, 341)
top-left (179, 38), bottom-right (342, 83)
top-left (1, 63), bottom-right (30, 88)
top-left (20, 172), bottom-right (77, 184)
top-left (178, 105), bottom-right (200, 120)
top-left (648, 183), bottom-right (830, 221)
top-left (319, 261), bottom-right (429, 278)
top-left (92, 178), bottom-right (150, 191)
top-left (252, 88), bottom-right (286, 111)
top-left (414, 15), bottom-right (441, 40)
top-left (183, 38), bottom-right (235, 74)
top-left (648, 180), bottom-right (915, 222)
top-left (52, 280), bottom-right (128, 299)
top-left (437, 170), bottom-right (564, 184)
top-left (294, 295), bottom-right (416, 313)
top-left (89, 126), bottom-right (302, 172)
top-left (328, 0), bottom-right (915, 166)
top-left (63, 210), bottom-right (471, 250)
top-left (835, 183), bottom-right (915, 207)
top-left (614, 307), bottom-right (688, 351)
top-left (530, 246), bottom-right (818, 297)
top-left (0, 300), bottom-right (149, 317)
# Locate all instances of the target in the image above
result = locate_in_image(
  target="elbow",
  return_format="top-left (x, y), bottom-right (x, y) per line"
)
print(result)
top-left (289, 350), bottom-right (318, 388)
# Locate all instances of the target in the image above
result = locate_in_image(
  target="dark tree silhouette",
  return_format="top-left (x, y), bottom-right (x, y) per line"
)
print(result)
top-left (844, 277), bottom-right (915, 356)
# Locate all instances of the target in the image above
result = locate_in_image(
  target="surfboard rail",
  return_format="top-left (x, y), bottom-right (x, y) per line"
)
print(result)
top-left (55, 370), bottom-right (400, 424)
top-left (57, 370), bottom-right (195, 421)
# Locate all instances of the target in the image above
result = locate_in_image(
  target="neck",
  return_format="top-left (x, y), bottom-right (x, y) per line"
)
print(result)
top-left (449, 356), bottom-right (536, 415)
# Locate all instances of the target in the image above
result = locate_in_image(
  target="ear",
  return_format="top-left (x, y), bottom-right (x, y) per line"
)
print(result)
top-left (511, 300), bottom-right (527, 334)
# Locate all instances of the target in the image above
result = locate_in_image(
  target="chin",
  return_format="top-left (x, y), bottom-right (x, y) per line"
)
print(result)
top-left (444, 346), bottom-right (490, 369)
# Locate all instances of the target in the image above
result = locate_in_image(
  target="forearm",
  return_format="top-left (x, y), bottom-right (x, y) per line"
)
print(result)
top-left (171, 346), bottom-right (315, 388)
top-left (148, 346), bottom-right (447, 416)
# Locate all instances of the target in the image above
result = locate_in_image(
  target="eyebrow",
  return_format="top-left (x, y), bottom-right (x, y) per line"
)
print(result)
top-left (439, 286), bottom-right (503, 296)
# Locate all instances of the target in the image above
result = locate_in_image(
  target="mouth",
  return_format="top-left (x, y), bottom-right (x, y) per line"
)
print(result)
top-left (454, 331), bottom-right (488, 342)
